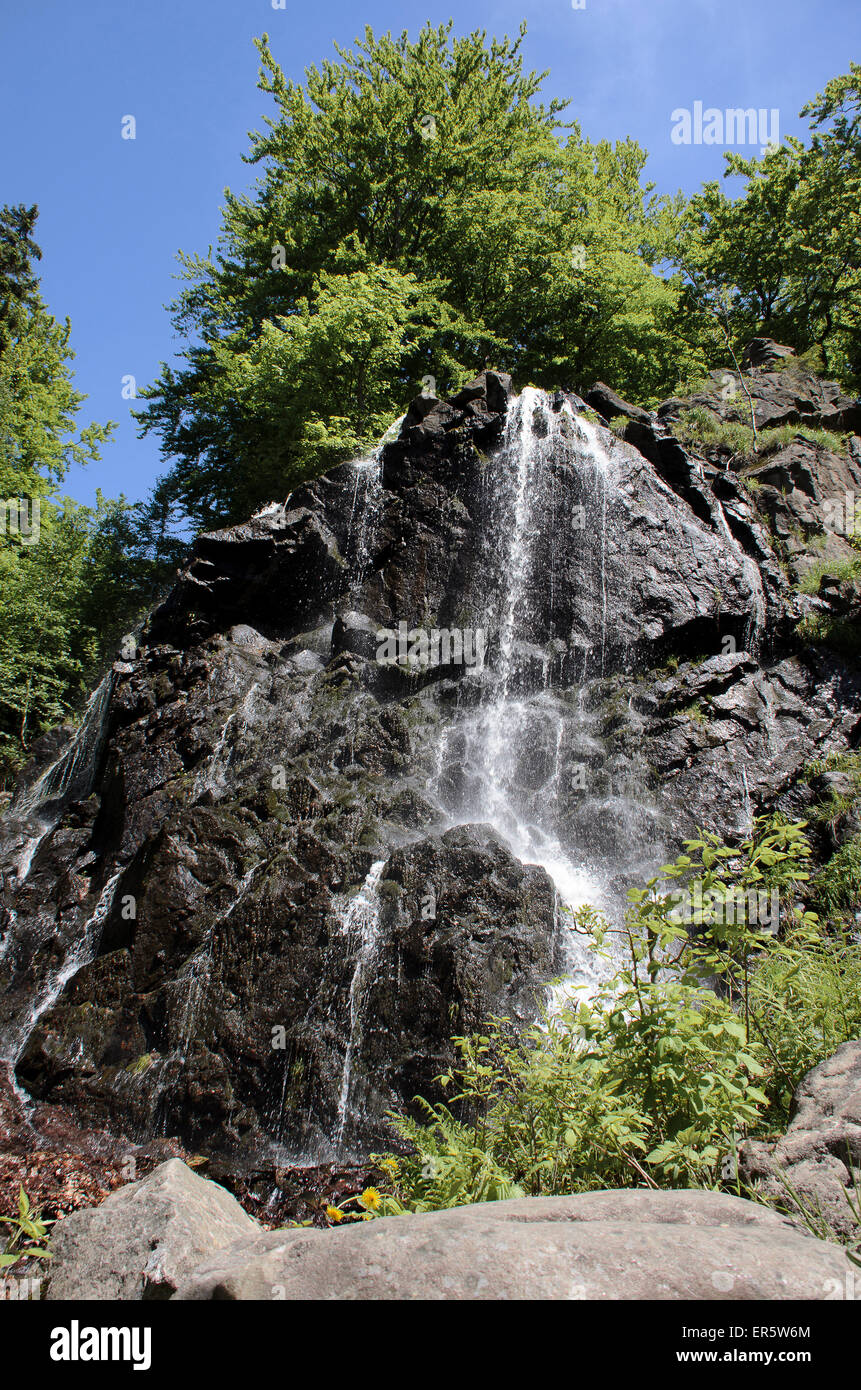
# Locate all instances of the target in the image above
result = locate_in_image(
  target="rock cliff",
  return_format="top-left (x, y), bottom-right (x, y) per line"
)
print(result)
top-left (2, 352), bottom-right (860, 1203)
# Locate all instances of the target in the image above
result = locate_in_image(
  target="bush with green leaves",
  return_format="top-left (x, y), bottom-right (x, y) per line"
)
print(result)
top-left (375, 816), bottom-right (860, 1214)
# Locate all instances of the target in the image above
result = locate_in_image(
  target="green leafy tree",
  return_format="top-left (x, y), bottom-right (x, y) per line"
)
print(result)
top-left (138, 23), bottom-right (692, 531)
top-left (0, 207), bottom-right (171, 786)
top-left (676, 64), bottom-right (861, 386)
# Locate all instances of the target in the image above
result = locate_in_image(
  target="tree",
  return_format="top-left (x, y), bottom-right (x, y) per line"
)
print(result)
top-left (138, 23), bottom-right (691, 531)
top-left (675, 64), bottom-right (861, 386)
top-left (0, 207), bottom-right (171, 786)
top-left (0, 204), bottom-right (41, 353)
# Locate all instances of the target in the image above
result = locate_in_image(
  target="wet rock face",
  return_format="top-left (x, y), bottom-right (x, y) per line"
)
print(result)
top-left (2, 362), bottom-right (861, 1180)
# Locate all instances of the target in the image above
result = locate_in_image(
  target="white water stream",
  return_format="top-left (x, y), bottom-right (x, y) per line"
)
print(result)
top-left (333, 859), bottom-right (387, 1147)
top-left (428, 389), bottom-right (633, 1003)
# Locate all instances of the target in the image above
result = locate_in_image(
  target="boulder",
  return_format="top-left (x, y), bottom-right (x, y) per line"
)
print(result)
top-left (46, 1158), bottom-right (259, 1301)
top-left (740, 1040), bottom-right (861, 1240)
top-left (171, 1187), bottom-right (854, 1300)
top-left (741, 339), bottom-right (797, 371)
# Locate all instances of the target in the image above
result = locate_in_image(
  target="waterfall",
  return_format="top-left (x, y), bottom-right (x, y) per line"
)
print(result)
top-left (0, 871), bottom-right (121, 1066)
top-left (333, 859), bottom-right (387, 1150)
top-left (430, 389), bottom-right (642, 1004)
top-left (192, 680), bottom-right (262, 800)
top-left (9, 673), bottom-right (116, 892)
top-left (346, 415), bottom-right (404, 592)
top-left (13, 672), bottom-right (116, 822)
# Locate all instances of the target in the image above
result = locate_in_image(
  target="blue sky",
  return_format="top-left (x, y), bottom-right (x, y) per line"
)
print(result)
top-left (1, 0), bottom-right (858, 510)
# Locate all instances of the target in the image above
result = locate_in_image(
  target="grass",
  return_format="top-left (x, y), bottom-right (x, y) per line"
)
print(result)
top-left (802, 749), bottom-right (861, 783)
top-left (755, 1160), bottom-right (861, 1265)
top-left (798, 556), bottom-right (861, 596)
top-left (675, 406), bottom-right (850, 461)
top-left (681, 699), bottom-right (709, 725)
top-left (797, 612), bottom-right (861, 659)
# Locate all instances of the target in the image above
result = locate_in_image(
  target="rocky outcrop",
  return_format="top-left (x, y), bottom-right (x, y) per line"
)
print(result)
top-left (741, 1040), bottom-right (861, 1241)
top-left (2, 358), bottom-right (861, 1193)
top-left (741, 339), bottom-right (797, 372)
top-left (44, 1160), bottom-right (857, 1300)
top-left (657, 355), bottom-right (861, 435)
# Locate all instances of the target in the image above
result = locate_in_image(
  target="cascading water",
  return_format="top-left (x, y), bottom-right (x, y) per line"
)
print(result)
top-left (192, 680), bottom-right (262, 800)
top-left (333, 859), bottom-right (386, 1151)
top-left (0, 870), bottom-right (121, 1067)
top-left (429, 389), bottom-right (658, 1002)
top-left (10, 672), bottom-right (116, 885)
top-left (13, 672), bottom-right (115, 823)
top-left (345, 415), bottom-right (404, 594)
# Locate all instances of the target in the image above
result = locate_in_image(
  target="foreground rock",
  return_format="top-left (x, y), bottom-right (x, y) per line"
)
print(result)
top-left (47, 1158), bottom-right (258, 1300)
top-left (175, 1180), bottom-right (851, 1300)
top-left (741, 1040), bottom-right (861, 1241)
top-left (44, 1161), bottom-right (854, 1301)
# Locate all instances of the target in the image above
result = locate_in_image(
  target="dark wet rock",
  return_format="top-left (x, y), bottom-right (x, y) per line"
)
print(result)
top-left (334, 825), bottom-right (558, 1149)
top-left (332, 611), bottom-right (382, 662)
top-left (584, 381), bottom-right (652, 426)
top-left (3, 360), bottom-right (861, 1196)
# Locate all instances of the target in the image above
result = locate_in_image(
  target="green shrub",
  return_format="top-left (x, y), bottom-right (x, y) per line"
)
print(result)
top-left (797, 612), bottom-right (861, 658)
top-left (0, 1188), bottom-right (53, 1270)
top-left (377, 818), bottom-right (836, 1211)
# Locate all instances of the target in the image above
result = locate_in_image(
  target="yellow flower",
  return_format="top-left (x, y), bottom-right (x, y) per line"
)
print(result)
top-left (359, 1186), bottom-right (381, 1211)
top-left (325, 1205), bottom-right (344, 1223)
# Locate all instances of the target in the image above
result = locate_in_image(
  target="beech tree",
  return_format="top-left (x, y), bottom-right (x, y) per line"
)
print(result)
top-left (675, 64), bottom-right (861, 385)
top-left (138, 23), bottom-right (691, 531)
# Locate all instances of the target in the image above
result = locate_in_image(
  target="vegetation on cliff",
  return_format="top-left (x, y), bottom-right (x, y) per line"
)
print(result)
top-left (372, 817), bottom-right (861, 1256)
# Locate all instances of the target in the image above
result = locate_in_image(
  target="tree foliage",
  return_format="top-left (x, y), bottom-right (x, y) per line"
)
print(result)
top-left (138, 23), bottom-right (695, 530)
top-left (0, 206), bottom-right (173, 786)
top-left (675, 63), bottom-right (861, 386)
